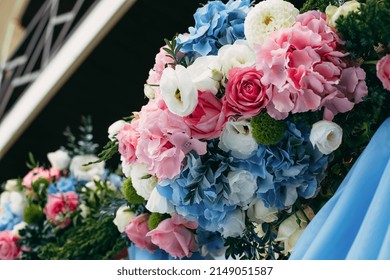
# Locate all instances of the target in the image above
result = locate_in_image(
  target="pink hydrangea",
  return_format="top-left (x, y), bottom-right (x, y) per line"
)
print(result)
top-left (222, 67), bottom-right (271, 118)
top-left (376, 54), bottom-right (390, 91)
top-left (184, 90), bottom-right (227, 140)
top-left (256, 10), bottom-right (367, 120)
top-left (0, 231), bottom-right (21, 260)
top-left (22, 167), bottom-right (61, 188)
top-left (124, 213), bottom-right (157, 253)
top-left (146, 214), bottom-right (198, 259)
top-left (45, 191), bottom-right (79, 228)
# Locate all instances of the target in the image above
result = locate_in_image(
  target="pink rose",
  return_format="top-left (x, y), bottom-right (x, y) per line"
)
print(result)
top-left (146, 214), bottom-right (198, 259)
top-left (0, 231), bottom-right (21, 260)
top-left (45, 191), bottom-right (79, 228)
top-left (184, 90), bottom-right (227, 140)
top-left (223, 67), bottom-right (270, 118)
top-left (22, 167), bottom-right (61, 188)
top-left (117, 120), bottom-right (140, 164)
top-left (376, 54), bottom-right (390, 91)
top-left (124, 214), bottom-right (157, 253)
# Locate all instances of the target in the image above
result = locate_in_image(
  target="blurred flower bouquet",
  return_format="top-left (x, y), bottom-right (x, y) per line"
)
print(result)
top-left (0, 117), bottom-right (125, 260)
top-left (101, 0), bottom-right (390, 259)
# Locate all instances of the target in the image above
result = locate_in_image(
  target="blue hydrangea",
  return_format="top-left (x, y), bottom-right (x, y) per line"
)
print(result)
top-left (196, 228), bottom-right (225, 257)
top-left (48, 176), bottom-right (76, 194)
top-left (177, 0), bottom-right (250, 57)
top-left (0, 203), bottom-right (22, 231)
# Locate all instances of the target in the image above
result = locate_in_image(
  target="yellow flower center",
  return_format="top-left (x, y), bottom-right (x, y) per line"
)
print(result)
top-left (175, 89), bottom-right (182, 103)
top-left (263, 15), bottom-right (273, 26)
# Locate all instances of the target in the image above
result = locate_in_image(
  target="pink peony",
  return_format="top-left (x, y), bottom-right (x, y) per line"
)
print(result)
top-left (135, 100), bottom-right (207, 180)
top-left (376, 54), bottom-right (390, 91)
top-left (22, 167), bottom-right (61, 188)
top-left (124, 214), bottom-right (157, 253)
top-left (256, 11), bottom-right (362, 120)
top-left (223, 67), bottom-right (270, 118)
top-left (45, 191), bottom-right (79, 228)
top-left (0, 231), bottom-right (21, 260)
top-left (146, 214), bottom-right (198, 259)
top-left (117, 120), bottom-right (140, 164)
top-left (184, 90), bottom-right (227, 140)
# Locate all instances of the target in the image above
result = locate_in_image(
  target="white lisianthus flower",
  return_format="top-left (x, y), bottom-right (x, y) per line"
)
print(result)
top-left (12, 221), bottom-right (28, 237)
top-left (220, 209), bottom-right (246, 238)
top-left (187, 55), bottom-right (221, 94)
top-left (310, 120), bottom-right (343, 155)
top-left (218, 40), bottom-right (256, 76)
top-left (130, 163), bottom-right (157, 200)
top-left (275, 207), bottom-right (315, 254)
top-left (4, 179), bottom-right (20, 192)
top-left (47, 149), bottom-right (71, 171)
top-left (227, 170), bottom-right (257, 209)
top-left (219, 120), bottom-right (258, 159)
top-left (146, 187), bottom-right (175, 214)
top-left (108, 120), bottom-right (126, 141)
top-left (113, 205), bottom-right (136, 233)
top-left (160, 65), bottom-right (198, 116)
top-left (0, 191), bottom-right (26, 216)
top-left (144, 84), bottom-right (156, 99)
top-left (326, 1), bottom-right (361, 29)
top-left (244, 0), bottom-right (299, 47)
top-left (247, 199), bottom-right (279, 223)
top-left (69, 155), bottom-right (105, 181)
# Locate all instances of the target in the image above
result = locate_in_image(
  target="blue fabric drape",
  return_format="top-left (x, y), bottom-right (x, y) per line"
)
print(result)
top-left (290, 117), bottom-right (390, 260)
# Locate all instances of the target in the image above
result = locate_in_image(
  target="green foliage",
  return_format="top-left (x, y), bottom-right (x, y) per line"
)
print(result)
top-left (163, 36), bottom-right (192, 67)
top-left (300, 0), bottom-right (339, 13)
top-left (121, 178), bottom-right (145, 205)
top-left (23, 204), bottom-right (44, 224)
top-left (148, 213), bottom-right (168, 230)
top-left (90, 140), bottom-right (118, 165)
top-left (250, 114), bottom-right (286, 145)
top-left (336, 0), bottom-right (390, 61)
top-left (38, 216), bottom-right (125, 260)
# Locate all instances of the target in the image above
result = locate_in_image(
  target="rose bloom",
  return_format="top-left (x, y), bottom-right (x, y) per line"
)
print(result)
top-left (22, 167), bottom-right (61, 188)
top-left (0, 231), bottom-right (21, 260)
top-left (117, 120), bottom-right (140, 164)
top-left (222, 66), bottom-right (270, 118)
top-left (184, 90), bottom-right (227, 140)
top-left (146, 214), bottom-right (198, 259)
top-left (376, 54), bottom-right (390, 91)
top-left (45, 191), bottom-right (79, 228)
top-left (124, 213), bottom-right (157, 253)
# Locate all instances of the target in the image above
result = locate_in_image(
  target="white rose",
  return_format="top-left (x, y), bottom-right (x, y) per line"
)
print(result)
top-left (187, 55), bottom-right (221, 94)
top-left (0, 191), bottom-right (26, 216)
top-left (247, 199), bottom-right (279, 224)
top-left (218, 40), bottom-right (256, 76)
top-left (227, 170), bottom-right (257, 209)
top-left (144, 84), bottom-right (156, 99)
top-left (160, 65), bottom-right (198, 116)
top-left (326, 1), bottom-right (361, 29)
top-left (69, 155), bottom-right (105, 181)
top-left (219, 120), bottom-right (258, 159)
top-left (12, 221), bottom-right (28, 237)
top-left (4, 179), bottom-right (19, 192)
top-left (310, 120), bottom-right (343, 155)
top-left (145, 187), bottom-right (175, 214)
top-left (244, 0), bottom-right (299, 47)
top-left (47, 149), bottom-right (71, 171)
top-left (130, 163), bottom-right (157, 200)
top-left (220, 209), bottom-right (246, 238)
top-left (275, 207), bottom-right (315, 254)
top-left (113, 205), bottom-right (136, 233)
top-left (108, 120), bottom-right (126, 141)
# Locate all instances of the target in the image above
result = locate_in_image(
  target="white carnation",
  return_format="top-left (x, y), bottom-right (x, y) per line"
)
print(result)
top-left (218, 40), bottom-right (255, 76)
top-left (187, 55), bottom-right (221, 94)
top-left (244, 0), bottom-right (299, 47)
top-left (310, 120), bottom-right (343, 155)
top-left (69, 155), bottom-right (105, 181)
top-left (160, 65), bottom-right (198, 116)
top-left (219, 120), bottom-right (258, 159)
top-left (130, 163), bottom-right (157, 200)
top-left (47, 149), bottom-right (71, 171)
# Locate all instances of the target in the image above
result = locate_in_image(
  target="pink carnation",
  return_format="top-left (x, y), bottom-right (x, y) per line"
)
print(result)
top-left (125, 213), bottom-right (157, 253)
top-left (0, 231), bottom-right (21, 260)
top-left (184, 90), bottom-right (227, 140)
top-left (45, 191), bottom-right (79, 228)
top-left (146, 46), bottom-right (176, 85)
top-left (376, 54), bottom-right (390, 91)
top-left (146, 214), bottom-right (198, 259)
top-left (256, 11), bottom-right (364, 120)
top-left (223, 67), bottom-right (270, 118)
top-left (22, 167), bottom-right (61, 188)
top-left (117, 120), bottom-right (140, 164)
top-left (135, 100), bottom-right (207, 180)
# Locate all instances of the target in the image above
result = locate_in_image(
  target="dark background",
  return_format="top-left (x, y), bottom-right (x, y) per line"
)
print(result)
top-left (0, 0), bottom-right (304, 182)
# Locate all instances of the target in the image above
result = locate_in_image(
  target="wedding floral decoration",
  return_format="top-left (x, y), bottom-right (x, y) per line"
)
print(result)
top-left (0, 117), bottom-right (125, 260)
top-left (101, 0), bottom-right (390, 259)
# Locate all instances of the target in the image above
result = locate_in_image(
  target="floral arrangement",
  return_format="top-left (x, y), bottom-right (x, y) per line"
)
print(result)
top-left (0, 117), bottom-right (125, 260)
top-left (101, 0), bottom-right (390, 260)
